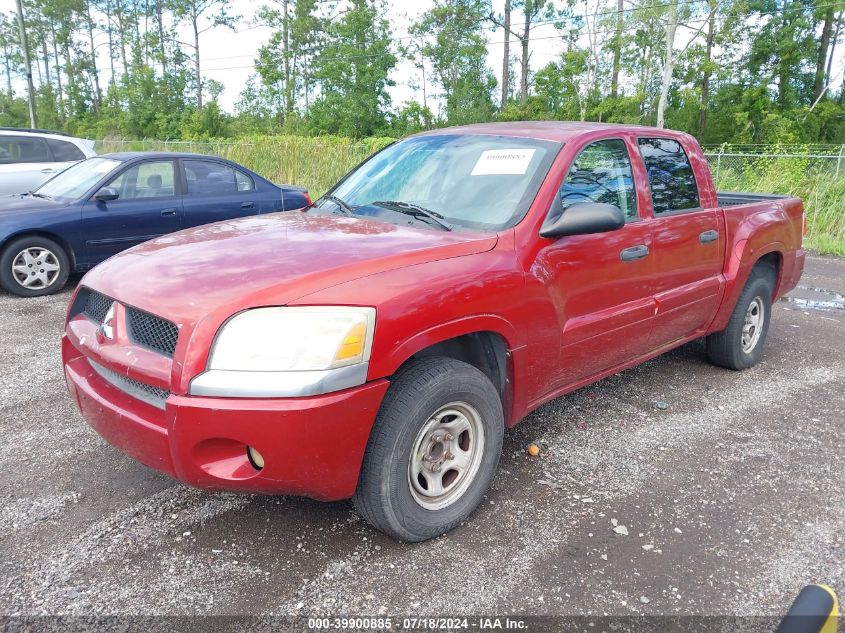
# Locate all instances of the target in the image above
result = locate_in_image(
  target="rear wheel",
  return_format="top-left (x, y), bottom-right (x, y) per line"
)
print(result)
top-left (0, 236), bottom-right (71, 297)
top-left (706, 271), bottom-right (773, 370)
top-left (353, 357), bottom-right (504, 542)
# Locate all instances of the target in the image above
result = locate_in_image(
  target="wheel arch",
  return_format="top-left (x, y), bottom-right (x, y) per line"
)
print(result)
top-left (710, 243), bottom-right (784, 333)
top-left (750, 250), bottom-right (782, 298)
top-left (0, 229), bottom-right (77, 270)
top-left (378, 317), bottom-right (519, 425)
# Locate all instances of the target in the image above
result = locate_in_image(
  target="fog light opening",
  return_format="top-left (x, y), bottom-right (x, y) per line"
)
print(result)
top-left (246, 446), bottom-right (265, 470)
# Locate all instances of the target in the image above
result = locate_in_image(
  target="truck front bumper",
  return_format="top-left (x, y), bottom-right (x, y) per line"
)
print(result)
top-left (62, 335), bottom-right (390, 501)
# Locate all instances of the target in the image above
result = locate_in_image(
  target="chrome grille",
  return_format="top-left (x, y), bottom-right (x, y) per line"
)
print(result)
top-left (126, 309), bottom-right (179, 357)
top-left (70, 287), bottom-right (179, 358)
top-left (90, 360), bottom-right (169, 410)
top-left (71, 288), bottom-right (112, 324)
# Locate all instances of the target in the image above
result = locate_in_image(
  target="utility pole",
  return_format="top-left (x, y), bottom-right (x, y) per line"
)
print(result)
top-left (15, 0), bottom-right (37, 127)
top-left (500, 0), bottom-right (510, 110)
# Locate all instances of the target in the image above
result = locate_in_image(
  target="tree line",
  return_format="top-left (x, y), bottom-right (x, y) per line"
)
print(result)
top-left (1, 0), bottom-right (844, 145)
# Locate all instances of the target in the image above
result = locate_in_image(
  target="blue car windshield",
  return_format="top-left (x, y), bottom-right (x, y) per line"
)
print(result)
top-left (36, 157), bottom-right (121, 201)
top-left (320, 134), bottom-right (561, 231)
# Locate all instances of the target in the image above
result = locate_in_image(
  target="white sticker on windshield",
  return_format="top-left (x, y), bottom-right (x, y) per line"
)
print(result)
top-left (471, 148), bottom-right (536, 176)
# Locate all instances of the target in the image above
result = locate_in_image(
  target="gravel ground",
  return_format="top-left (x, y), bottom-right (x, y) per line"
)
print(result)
top-left (0, 255), bottom-right (842, 619)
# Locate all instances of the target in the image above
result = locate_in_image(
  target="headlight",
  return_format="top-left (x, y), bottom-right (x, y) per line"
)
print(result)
top-left (189, 306), bottom-right (377, 398)
top-left (209, 306), bottom-right (375, 372)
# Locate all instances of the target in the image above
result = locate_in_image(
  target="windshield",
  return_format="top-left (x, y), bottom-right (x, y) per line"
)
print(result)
top-left (316, 134), bottom-right (561, 231)
top-left (35, 157), bottom-right (121, 201)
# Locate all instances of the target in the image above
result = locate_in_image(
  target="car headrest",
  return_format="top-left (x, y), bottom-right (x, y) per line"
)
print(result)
top-left (147, 174), bottom-right (163, 189)
top-left (207, 172), bottom-right (226, 182)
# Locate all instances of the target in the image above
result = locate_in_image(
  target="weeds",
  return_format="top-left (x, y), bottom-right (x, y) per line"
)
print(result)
top-left (715, 156), bottom-right (845, 256)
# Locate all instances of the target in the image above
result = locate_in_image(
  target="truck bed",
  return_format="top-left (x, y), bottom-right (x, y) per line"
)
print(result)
top-left (717, 192), bottom-right (790, 206)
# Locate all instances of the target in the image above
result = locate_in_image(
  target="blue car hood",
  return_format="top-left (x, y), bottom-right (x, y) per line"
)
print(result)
top-left (0, 195), bottom-right (68, 217)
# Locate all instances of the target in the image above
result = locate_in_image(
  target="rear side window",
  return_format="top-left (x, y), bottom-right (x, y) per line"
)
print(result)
top-left (560, 139), bottom-right (637, 220)
top-left (0, 136), bottom-right (52, 164)
top-left (46, 138), bottom-right (85, 162)
top-left (638, 138), bottom-right (700, 215)
top-left (184, 159), bottom-right (238, 195)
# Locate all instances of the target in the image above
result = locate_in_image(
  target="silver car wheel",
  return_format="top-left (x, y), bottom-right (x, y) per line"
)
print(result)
top-left (11, 247), bottom-right (61, 289)
top-left (741, 296), bottom-right (765, 353)
top-left (408, 401), bottom-right (485, 511)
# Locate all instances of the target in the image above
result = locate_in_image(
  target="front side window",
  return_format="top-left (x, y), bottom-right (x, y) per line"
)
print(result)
top-left (235, 169), bottom-right (255, 192)
top-left (184, 160), bottom-right (238, 195)
top-left (0, 136), bottom-right (52, 164)
top-left (107, 161), bottom-right (176, 199)
top-left (559, 139), bottom-right (637, 220)
top-left (638, 137), bottom-right (700, 214)
top-left (37, 157), bottom-right (121, 201)
top-left (316, 134), bottom-right (561, 231)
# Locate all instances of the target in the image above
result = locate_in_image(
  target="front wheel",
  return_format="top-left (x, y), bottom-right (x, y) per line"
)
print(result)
top-left (353, 357), bottom-right (504, 542)
top-left (706, 272), bottom-right (773, 370)
top-left (0, 236), bottom-right (70, 297)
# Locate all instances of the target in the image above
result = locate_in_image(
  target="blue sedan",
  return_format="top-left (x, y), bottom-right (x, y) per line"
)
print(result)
top-left (0, 152), bottom-right (310, 296)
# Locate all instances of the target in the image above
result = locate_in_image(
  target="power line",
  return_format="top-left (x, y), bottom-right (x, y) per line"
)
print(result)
top-left (189, 0), bottom-right (845, 67)
top-left (9, 0), bottom-right (844, 93)
top-left (195, 0), bottom-right (845, 71)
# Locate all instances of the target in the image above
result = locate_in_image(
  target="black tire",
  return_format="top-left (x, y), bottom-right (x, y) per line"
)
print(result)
top-left (706, 271), bottom-right (774, 370)
top-left (0, 235), bottom-right (71, 297)
top-left (353, 357), bottom-right (504, 542)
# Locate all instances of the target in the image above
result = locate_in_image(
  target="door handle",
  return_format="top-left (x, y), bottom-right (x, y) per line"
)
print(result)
top-left (160, 208), bottom-right (178, 217)
top-left (699, 229), bottom-right (719, 244)
top-left (620, 244), bottom-right (649, 261)
top-left (41, 168), bottom-right (57, 174)
top-left (241, 201), bottom-right (254, 209)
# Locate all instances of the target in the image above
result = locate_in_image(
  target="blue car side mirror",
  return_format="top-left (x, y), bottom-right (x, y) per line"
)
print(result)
top-left (94, 187), bottom-right (119, 202)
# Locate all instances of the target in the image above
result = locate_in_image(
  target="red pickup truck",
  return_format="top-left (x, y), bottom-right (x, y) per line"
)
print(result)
top-left (62, 122), bottom-right (805, 541)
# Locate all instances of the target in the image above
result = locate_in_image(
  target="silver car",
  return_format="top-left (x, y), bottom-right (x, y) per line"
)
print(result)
top-left (0, 129), bottom-right (96, 196)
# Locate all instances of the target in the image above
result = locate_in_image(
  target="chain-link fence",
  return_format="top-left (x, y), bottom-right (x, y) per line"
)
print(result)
top-left (96, 139), bottom-right (845, 184)
top-left (92, 138), bottom-right (844, 252)
top-left (702, 148), bottom-right (845, 190)
top-left (94, 137), bottom-right (388, 195)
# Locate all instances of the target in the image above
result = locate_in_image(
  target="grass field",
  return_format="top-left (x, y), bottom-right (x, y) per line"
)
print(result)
top-left (100, 136), bottom-right (845, 256)
top-left (714, 156), bottom-right (845, 257)
top-left (99, 135), bottom-right (393, 197)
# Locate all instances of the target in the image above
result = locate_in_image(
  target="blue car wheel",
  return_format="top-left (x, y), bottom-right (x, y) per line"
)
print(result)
top-left (0, 235), bottom-right (71, 297)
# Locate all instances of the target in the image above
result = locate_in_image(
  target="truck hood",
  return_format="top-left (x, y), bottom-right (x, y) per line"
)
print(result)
top-left (82, 212), bottom-right (498, 326)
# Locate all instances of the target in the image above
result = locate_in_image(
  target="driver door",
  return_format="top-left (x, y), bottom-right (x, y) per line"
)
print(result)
top-left (80, 159), bottom-right (182, 262)
top-left (537, 137), bottom-right (658, 388)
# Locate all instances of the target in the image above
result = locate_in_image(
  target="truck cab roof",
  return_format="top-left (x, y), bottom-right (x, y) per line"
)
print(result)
top-left (415, 121), bottom-right (689, 144)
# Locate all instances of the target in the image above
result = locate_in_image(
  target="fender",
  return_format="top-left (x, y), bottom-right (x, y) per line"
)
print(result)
top-left (709, 239), bottom-right (784, 333)
top-left (0, 228), bottom-right (79, 271)
top-left (377, 313), bottom-right (523, 377)
top-left (372, 313), bottom-right (529, 426)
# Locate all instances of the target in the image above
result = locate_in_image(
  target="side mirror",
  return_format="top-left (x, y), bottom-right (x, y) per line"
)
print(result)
top-left (540, 200), bottom-right (626, 238)
top-left (94, 187), bottom-right (119, 202)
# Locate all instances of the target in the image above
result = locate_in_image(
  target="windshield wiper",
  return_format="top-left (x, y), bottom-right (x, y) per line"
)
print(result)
top-left (322, 194), bottom-right (355, 216)
top-left (371, 200), bottom-right (454, 231)
top-left (24, 190), bottom-right (51, 200)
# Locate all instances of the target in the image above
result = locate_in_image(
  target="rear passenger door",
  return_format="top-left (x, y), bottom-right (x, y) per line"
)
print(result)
top-left (180, 159), bottom-right (261, 229)
top-left (637, 137), bottom-right (724, 347)
top-left (80, 159), bottom-right (181, 261)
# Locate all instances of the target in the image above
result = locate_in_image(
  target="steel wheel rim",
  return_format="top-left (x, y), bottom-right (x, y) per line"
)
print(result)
top-left (11, 247), bottom-right (61, 290)
top-left (741, 296), bottom-right (765, 353)
top-left (408, 401), bottom-right (485, 511)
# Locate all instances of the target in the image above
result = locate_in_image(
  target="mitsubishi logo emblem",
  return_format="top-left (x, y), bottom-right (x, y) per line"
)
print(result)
top-left (100, 303), bottom-right (116, 340)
